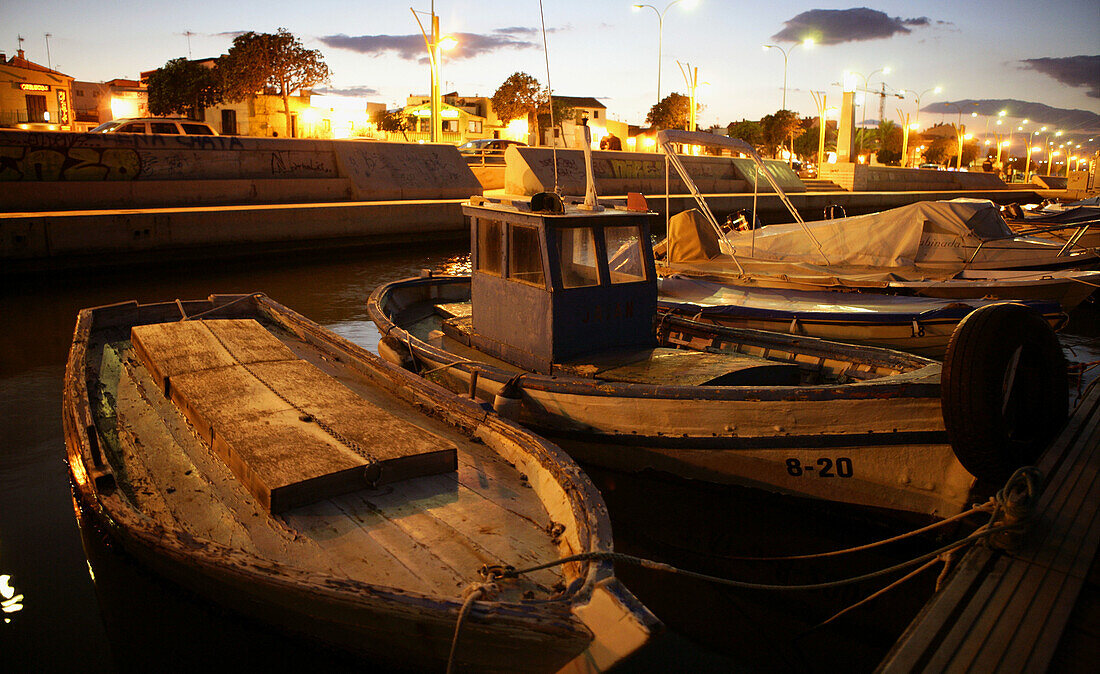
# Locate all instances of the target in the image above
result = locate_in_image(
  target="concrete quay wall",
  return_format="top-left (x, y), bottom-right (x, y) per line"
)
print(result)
top-left (819, 163), bottom-right (1010, 191)
top-left (0, 199), bottom-right (467, 274)
top-left (505, 147), bottom-right (805, 197)
top-left (0, 130), bottom-right (482, 210)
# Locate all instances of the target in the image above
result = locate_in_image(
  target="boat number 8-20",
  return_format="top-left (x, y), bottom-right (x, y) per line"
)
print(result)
top-left (786, 458), bottom-right (853, 478)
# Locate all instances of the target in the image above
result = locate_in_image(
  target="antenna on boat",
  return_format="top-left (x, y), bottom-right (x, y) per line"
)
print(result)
top-left (537, 0), bottom-right (559, 194)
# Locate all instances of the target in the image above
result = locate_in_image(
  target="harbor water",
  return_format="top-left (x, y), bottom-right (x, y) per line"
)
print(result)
top-left (2, 243), bottom-right (1097, 672)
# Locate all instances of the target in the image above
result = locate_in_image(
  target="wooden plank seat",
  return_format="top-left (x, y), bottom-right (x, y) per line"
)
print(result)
top-left (440, 311), bottom-right (801, 386)
top-left (131, 319), bottom-right (457, 513)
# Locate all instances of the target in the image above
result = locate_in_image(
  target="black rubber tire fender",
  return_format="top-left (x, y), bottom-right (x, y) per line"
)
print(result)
top-left (941, 302), bottom-right (1068, 484)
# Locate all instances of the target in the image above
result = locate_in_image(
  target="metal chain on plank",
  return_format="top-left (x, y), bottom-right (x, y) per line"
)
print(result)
top-left (197, 320), bottom-right (380, 472)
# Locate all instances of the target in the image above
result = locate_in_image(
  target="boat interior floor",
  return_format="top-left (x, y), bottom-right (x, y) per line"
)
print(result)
top-left (87, 321), bottom-right (565, 602)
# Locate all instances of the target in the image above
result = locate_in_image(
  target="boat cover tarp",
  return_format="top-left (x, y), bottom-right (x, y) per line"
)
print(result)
top-left (658, 275), bottom-right (1059, 322)
top-left (711, 200), bottom-right (1013, 266)
top-left (663, 199), bottom-right (1025, 282)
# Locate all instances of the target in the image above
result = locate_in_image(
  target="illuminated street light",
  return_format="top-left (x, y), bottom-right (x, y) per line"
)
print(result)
top-left (762, 38), bottom-right (814, 111)
top-left (902, 86), bottom-right (940, 132)
top-left (632, 0), bottom-right (698, 108)
top-left (412, 3), bottom-right (458, 143)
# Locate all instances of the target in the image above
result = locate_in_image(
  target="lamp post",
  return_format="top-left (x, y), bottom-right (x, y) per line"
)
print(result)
top-left (847, 67), bottom-right (890, 158)
top-left (412, 3), bottom-right (457, 143)
top-left (632, 1), bottom-right (695, 110)
top-left (675, 61), bottom-right (707, 133)
top-left (902, 86), bottom-right (941, 139)
top-left (762, 38), bottom-right (814, 111)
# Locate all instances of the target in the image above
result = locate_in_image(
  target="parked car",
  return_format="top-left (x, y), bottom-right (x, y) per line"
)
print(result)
top-left (457, 138), bottom-right (525, 164)
top-left (918, 163), bottom-right (943, 170)
top-left (91, 118), bottom-right (218, 135)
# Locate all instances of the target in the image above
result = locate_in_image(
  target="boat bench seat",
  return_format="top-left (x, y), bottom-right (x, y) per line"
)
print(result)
top-left (556, 347), bottom-right (802, 386)
top-left (130, 319), bottom-right (457, 513)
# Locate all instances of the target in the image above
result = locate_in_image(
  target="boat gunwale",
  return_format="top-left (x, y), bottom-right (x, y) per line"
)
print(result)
top-left (368, 275), bottom-right (945, 404)
top-left (62, 293), bottom-right (653, 665)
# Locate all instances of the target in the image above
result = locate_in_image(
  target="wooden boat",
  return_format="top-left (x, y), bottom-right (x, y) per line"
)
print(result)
top-left (368, 191), bottom-right (1068, 518)
top-left (63, 293), bottom-right (659, 672)
top-left (657, 274), bottom-right (1068, 358)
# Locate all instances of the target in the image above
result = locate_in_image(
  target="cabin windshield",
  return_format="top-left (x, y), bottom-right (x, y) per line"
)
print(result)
top-left (605, 225), bottom-right (647, 283)
top-left (477, 219), bottom-right (503, 275)
top-left (556, 227), bottom-right (600, 288)
top-left (508, 224), bottom-right (545, 287)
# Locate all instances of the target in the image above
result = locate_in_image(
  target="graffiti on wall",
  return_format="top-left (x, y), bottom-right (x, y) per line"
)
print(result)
top-left (0, 145), bottom-right (141, 181)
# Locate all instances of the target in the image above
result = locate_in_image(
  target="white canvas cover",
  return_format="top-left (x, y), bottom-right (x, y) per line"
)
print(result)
top-left (716, 200), bottom-right (1013, 268)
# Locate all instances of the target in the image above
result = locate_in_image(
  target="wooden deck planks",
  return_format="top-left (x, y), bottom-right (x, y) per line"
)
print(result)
top-left (132, 319), bottom-right (456, 512)
top-left (880, 383), bottom-right (1100, 673)
top-left (114, 344), bottom-right (343, 575)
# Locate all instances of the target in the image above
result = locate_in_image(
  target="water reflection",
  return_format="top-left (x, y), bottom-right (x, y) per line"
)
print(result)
top-left (1, 574), bottom-right (24, 623)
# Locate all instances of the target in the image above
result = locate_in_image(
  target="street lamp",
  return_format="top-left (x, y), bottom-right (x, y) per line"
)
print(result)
top-left (902, 86), bottom-right (941, 135)
top-left (846, 67), bottom-right (890, 157)
top-left (412, 3), bottom-right (457, 143)
top-left (762, 38), bottom-right (814, 111)
top-left (676, 61), bottom-right (707, 132)
top-left (632, 1), bottom-right (697, 109)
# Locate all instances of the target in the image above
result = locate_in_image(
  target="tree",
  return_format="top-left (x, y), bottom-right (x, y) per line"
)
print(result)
top-left (147, 58), bottom-right (221, 118)
top-left (726, 119), bottom-right (762, 147)
top-left (925, 136), bottom-right (957, 165)
top-left (760, 109), bottom-right (801, 158)
top-left (875, 120), bottom-right (904, 165)
top-left (377, 110), bottom-right (411, 141)
top-left (218, 28), bottom-right (330, 137)
top-left (646, 93), bottom-right (692, 130)
top-left (491, 72), bottom-right (543, 141)
top-left (536, 98), bottom-right (576, 144)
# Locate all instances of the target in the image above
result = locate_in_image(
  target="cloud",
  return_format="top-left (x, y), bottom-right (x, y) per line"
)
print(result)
top-left (319, 28), bottom-right (539, 63)
top-left (772, 7), bottom-right (934, 45)
top-left (313, 85), bottom-right (380, 96)
top-left (1020, 55), bottom-right (1100, 99)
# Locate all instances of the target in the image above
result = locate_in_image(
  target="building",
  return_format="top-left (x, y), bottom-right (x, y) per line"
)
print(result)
top-left (71, 79), bottom-right (148, 131)
top-left (0, 49), bottom-right (74, 130)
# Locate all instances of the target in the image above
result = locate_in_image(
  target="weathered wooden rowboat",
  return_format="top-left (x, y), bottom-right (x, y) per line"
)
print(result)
top-left (369, 194), bottom-right (1068, 518)
top-left (63, 293), bottom-right (659, 672)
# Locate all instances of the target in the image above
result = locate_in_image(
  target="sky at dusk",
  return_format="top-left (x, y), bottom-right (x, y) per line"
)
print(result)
top-left (4, 0), bottom-right (1098, 133)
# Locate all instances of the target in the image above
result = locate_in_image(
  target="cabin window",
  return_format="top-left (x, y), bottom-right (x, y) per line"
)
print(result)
top-left (508, 224), bottom-right (545, 287)
top-left (605, 225), bottom-right (646, 283)
top-left (556, 227), bottom-right (600, 288)
top-left (477, 218), bottom-right (503, 276)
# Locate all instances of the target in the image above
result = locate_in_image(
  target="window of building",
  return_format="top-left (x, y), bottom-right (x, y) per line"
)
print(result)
top-left (593, 110), bottom-right (600, 119)
top-left (556, 227), bottom-right (600, 288)
top-left (467, 120), bottom-right (482, 133)
top-left (477, 219), bottom-right (503, 276)
top-left (443, 119), bottom-right (459, 132)
top-left (508, 224), bottom-right (545, 287)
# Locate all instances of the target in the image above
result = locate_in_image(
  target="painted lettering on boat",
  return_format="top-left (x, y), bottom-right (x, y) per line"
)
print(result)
top-left (580, 301), bottom-right (635, 324)
top-left (785, 457), bottom-right (854, 478)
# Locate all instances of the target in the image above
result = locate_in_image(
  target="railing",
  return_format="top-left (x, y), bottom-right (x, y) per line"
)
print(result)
top-left (380, 130), bottom-right (465, 144)
top-left (0, 111), bottom-right (32, 126)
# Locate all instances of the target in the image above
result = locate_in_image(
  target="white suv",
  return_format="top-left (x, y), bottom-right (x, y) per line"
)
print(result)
top-left (91, 118), bottom-right (218, 135)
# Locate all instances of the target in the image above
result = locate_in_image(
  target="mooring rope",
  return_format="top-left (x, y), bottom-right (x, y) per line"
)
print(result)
top-left (446, 583), bottom-right (495, 674)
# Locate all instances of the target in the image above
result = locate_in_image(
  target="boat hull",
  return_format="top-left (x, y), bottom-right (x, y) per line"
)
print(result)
top-left (370, 276), bottom-right (979, 518)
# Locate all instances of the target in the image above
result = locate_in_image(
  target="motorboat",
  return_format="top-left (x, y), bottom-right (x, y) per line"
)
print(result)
top-left (653, 130), bottom-right (1100, 306)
